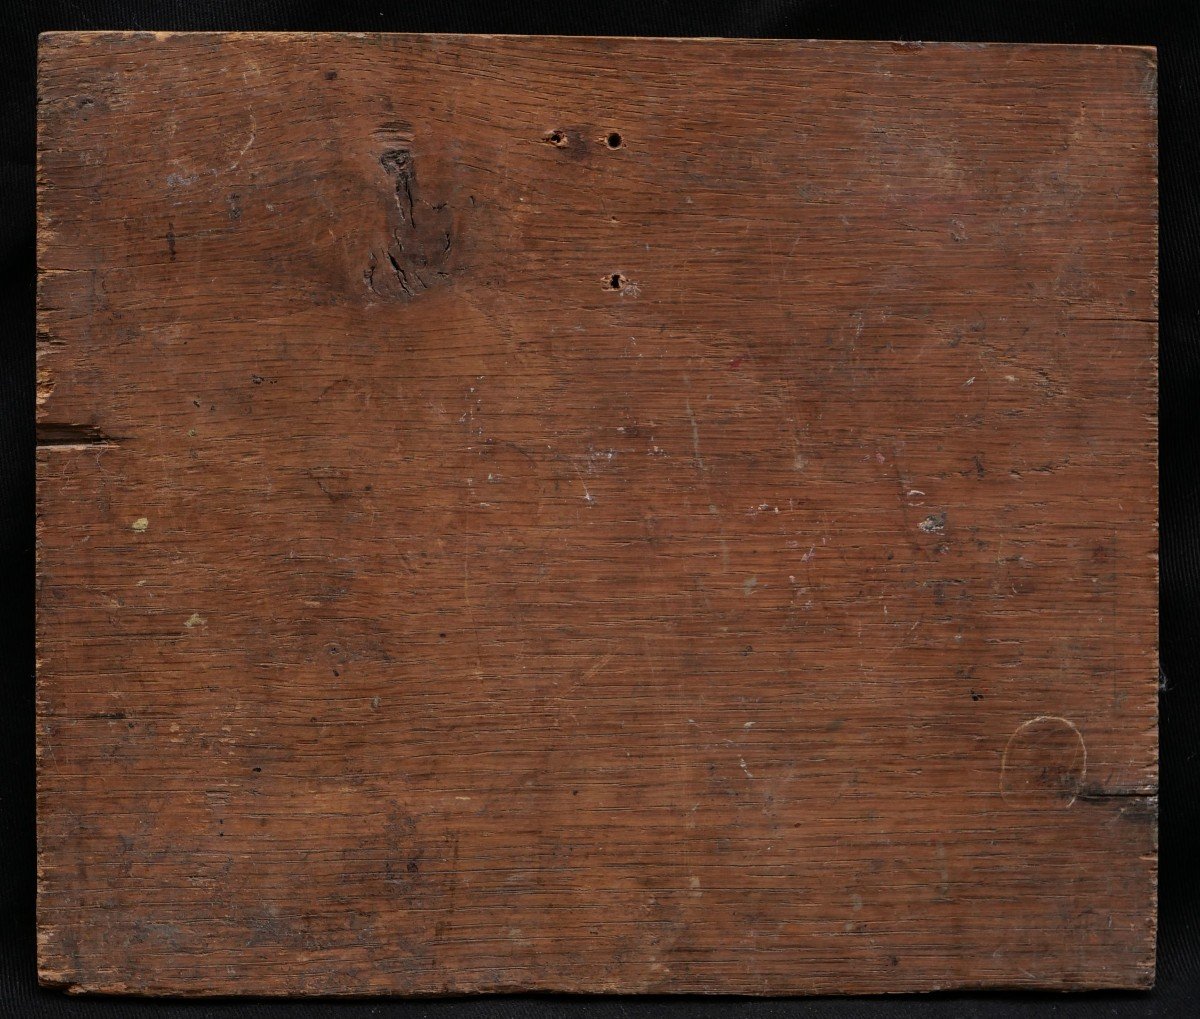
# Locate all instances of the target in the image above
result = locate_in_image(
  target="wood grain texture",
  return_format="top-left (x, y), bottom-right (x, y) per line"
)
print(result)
top-left (36, 32), bottom-right (1158, 996)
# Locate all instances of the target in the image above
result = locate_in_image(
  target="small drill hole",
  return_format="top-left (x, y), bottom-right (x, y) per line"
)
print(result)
top-left (544, 130), bottom-right (568, 147)
top-left (609, 274), bottom-right (623, 289)
top-left (606, 132), bottom-right (623, 149)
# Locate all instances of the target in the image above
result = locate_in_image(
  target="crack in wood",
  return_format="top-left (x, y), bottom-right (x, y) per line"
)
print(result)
top-left (35, 423), bottom-right (121, 448)
top-left (366, 127), bottom-right (458, 301)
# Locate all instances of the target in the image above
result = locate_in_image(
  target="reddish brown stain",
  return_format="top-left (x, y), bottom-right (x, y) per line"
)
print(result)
top-left (34, 31), bottom-right (1157, 997)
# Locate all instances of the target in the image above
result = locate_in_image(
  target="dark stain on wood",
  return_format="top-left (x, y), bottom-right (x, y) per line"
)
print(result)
top-left (364, 124), bottom-right (458, 300)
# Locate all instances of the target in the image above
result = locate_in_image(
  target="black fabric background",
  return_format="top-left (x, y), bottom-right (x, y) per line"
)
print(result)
top-left (2, 2), bottom-right (1197, 1016)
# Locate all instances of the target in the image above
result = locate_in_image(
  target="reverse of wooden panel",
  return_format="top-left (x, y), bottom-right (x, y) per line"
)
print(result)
top-left (36, 32), bottom-right (1158, 995)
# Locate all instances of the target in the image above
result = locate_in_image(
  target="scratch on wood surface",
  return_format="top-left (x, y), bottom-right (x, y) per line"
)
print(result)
top-left (685, 397), bottom-right (705, 473)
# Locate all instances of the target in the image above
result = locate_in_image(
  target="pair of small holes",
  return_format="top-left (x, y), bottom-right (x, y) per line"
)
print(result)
top-left (543, 130), bottom-right (623, 149)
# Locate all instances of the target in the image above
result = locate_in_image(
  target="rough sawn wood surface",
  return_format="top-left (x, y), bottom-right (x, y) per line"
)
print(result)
top-left (36, 32), bottom-right (1158, 995)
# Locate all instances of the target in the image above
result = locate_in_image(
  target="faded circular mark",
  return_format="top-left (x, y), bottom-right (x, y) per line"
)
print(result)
top-left (1000, 715), bottom-right (1086, 808)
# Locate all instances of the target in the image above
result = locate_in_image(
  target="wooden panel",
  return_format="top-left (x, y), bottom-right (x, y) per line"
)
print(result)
top-left (36, 32), bottom-right (1158, 995)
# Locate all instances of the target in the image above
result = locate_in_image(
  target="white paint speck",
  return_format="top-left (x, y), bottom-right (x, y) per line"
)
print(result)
top-left (918, 514), bottom-right (947, 534)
